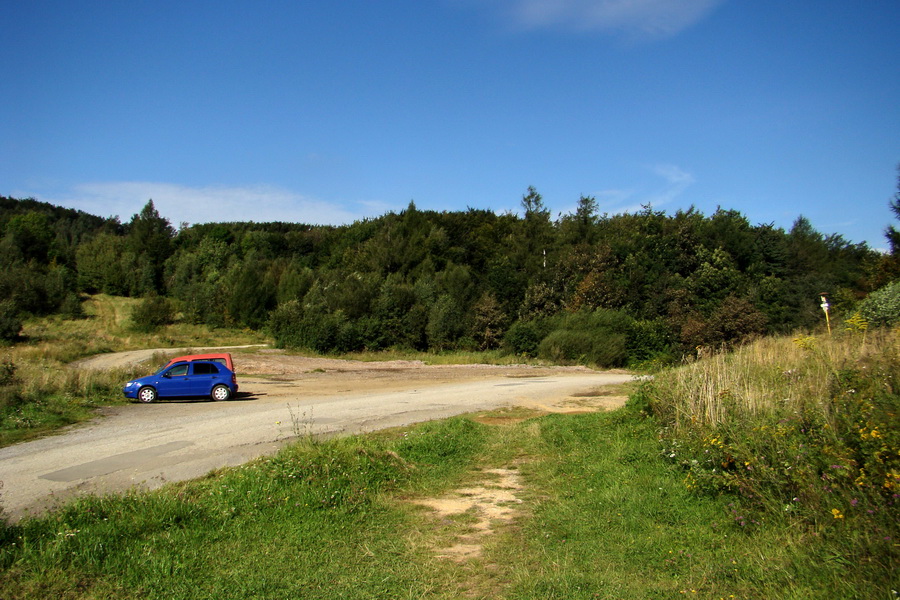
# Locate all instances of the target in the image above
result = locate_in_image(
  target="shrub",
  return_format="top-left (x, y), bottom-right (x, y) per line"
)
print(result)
top-left (0, 301), bottom-right (22, 342)
top-left (857, 280), bottom-right (900, 327)
top-left (268, 302), bottom-right (345, 353)
top-left (0, 357), bottom-right (21, 412)
top-left (130, 295), bottom-right (175, 333)
top-left (59, 293), bottom-right (86, 320)
top-left (624, 318), bottom-right (675, 363)
top-left (531, 309), bottom-right (632, 368)
top-left (504, 320), bottom-right (543, 357)
top-left (538, 328), bottom-right (627, 367)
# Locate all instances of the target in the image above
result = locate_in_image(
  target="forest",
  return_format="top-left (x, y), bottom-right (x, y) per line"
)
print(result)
top-left (1, 186), bottom-right (895, 367)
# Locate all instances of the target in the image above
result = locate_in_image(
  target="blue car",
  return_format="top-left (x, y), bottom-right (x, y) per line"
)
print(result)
top-left (123, 361), bottom-right (238, 403)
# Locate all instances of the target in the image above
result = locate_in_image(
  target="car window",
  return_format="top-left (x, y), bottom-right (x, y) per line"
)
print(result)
top-left (167, 364), bottom-right (189, 377)
top-left (192, 363), bottom-right (219, 375)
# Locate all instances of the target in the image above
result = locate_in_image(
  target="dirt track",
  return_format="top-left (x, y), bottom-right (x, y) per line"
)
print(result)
top-left (0, 348), bottom-right (635, 521)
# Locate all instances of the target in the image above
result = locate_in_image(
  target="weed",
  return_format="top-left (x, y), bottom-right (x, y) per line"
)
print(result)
top-left (286, 403), bottom-right (317, 442)
top-left (647, 329), bottom-right (899, 587)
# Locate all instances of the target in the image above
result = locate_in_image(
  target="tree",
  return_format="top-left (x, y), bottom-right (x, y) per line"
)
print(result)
top-left (226, 259), bottom-right (277, 329)
top-left (427, 294), bottom-right (464, 351)
top-left (559, 195), bottom-right (599, 245)
top-left (520, 186), bottom-right (549, 221)
top-left (126, 200), bottom-right (175, 291)
top-left (76, 233), bottom-right (129, 295)
top-left (876, 164), bottom-right (900, 284)
top-left (517, 186), bottom-right (553, 274)
top-left (470, 292), bottom-right (507, 350)
top-left (4, 212), bottom-right (53, 262)
top-left (886, 164), bottom-right (900, 254)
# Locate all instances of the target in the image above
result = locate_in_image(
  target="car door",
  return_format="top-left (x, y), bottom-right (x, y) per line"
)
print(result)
top-left (187, 362), bottom-right (219, 396)
top-left (158, 363), bottom-right (191, 397)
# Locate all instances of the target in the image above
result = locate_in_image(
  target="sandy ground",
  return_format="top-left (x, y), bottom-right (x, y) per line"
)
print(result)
top-left (0, 348), bottom-right (635, 521)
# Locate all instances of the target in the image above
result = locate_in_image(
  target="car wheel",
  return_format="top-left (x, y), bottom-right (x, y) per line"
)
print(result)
top-left (138, 386), bottom-right (158, 403)
top-left (211, 384), bottom-right (231, 401)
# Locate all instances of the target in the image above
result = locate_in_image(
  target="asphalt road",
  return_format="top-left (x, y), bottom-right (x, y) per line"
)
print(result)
top-left (0, 370), bottom-right (633, 521)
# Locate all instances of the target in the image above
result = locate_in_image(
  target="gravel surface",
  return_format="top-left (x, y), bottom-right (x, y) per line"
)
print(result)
top-left (0, 348), bottom-right (634, 521)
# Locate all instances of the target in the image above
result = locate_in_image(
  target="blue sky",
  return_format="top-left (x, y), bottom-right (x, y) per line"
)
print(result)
top-left (2, 1), bottom-right (898, 249)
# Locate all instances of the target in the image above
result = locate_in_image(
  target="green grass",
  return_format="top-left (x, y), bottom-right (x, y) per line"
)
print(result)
top-left (641, 328), bottom-right (899, 593)
top-left (20, 294), bottom-right (269, 359)
top-left (502, 410), bottom-right (895, 599)
top-left (0, 418), bottom-right (487, 599)
top-left (2, 404), bottom-right (894, 598)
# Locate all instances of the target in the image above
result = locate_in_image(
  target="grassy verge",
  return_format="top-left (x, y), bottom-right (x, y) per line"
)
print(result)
top-left (502, 409), bottom-right (895, 599)
top-left (0, 417), bottom-right (487, 599)
top-left (2, 403), bottom-right (895, 598)
top-left (640, 328), bottom-right (899, 597)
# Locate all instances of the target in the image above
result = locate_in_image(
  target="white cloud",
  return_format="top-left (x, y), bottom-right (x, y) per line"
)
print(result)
top-left (593, 164), bottom-right (695, 214)
top-left (490, 0), bottom-right (724, 38)
top-left (646, 163), bottom-right (695, 206)
top-left (40, 182), bottom-right (375, 228)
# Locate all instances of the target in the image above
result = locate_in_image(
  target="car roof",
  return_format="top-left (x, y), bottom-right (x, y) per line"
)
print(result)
top-left (164, 353), bottom-right (233, 366)
top-left (167, 360), bottom-right (232, 371)
top-left (167, 353), bottom-right (232, 361)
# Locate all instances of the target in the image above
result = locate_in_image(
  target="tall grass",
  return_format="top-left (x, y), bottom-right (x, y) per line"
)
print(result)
top-left (640, 328), bottom-right (899, 583)
top-left (649, 332), bottom-right (887, 428)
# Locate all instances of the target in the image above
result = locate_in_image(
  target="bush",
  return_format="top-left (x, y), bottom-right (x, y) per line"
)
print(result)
top-left (857, 280), bottom-right (900, 327)
top-left (268, 302), bottom-right (344, 353)
top-left (0, 301), bottom-right (22, 342)
top-left (504, 320), bottom-right (543, 357)
top-left (59, 293), bottom-right (85, 320)
top-left (624, 318), bottom-right (675, 363)
top-left (130, 295), bottom-right (175, 333)
top-left (529, 309), bottom-right (632, 368)
top-left (538, 328), bottom-right (627, 367)
top-left (0, 358), bottom-right (21, 412)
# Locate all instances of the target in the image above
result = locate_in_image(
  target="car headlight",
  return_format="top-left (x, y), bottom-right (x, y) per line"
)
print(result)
top-left (124, 381), bottom-right (136, 388)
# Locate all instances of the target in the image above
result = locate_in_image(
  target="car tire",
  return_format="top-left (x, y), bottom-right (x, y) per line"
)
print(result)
top-left (138, 386), bottom-right (158, 403)
top-left (211, 384), bottom-right (231, 401)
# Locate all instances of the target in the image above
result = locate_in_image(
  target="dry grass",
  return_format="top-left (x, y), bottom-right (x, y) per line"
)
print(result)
top-left (657, 329), bottom-right (897, 429)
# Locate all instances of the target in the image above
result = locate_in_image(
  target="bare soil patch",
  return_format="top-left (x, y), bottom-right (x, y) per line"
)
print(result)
top-left (234, 351), bottom-right (632, 413)
top-left (411, 467), bottom-right (527, 562)
top-left (77, 346), bottom-right (632, 413)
